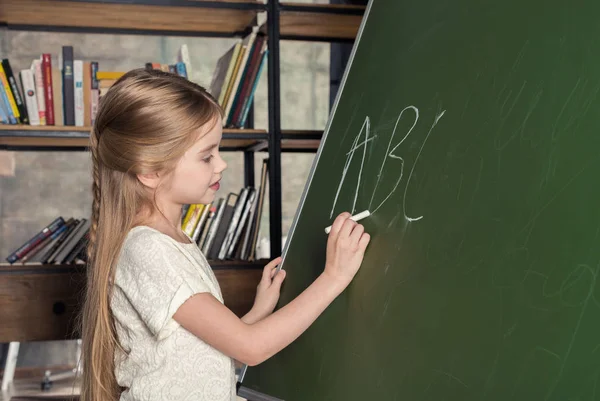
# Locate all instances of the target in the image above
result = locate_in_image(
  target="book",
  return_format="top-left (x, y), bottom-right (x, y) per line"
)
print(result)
top-left (0, 62), bottom-right (20, 123)
top-left (246, 159), bottom-right (269, 261)
top-left (90, 61), bottom-right (100, 125)
top-left (74, 60), bottom-right (84, 126)
top-left (223, 30), bottom-right (257, 121)
top-left (32, 59), bottom-right (46, 125)
top-left (62, 46), bottom-right (75, 126)
top-left (202, 198), bottom-right (225, 256)
top-left (19, 69), bottom-right (40, 126)
top-left (1, 59), bottom-right (28, 124)
top-left (21, 218), bottom-right (74, 264)
top-left (42, 54), bottom-right (55, 125)
top-left (228, 34), bottom-right (265, 127)
top-left (208, 193), bottom-right (238, 260)
top-left (218, 188), bottom-right (248, 259)
top-left (0, 83), bottom-right (12, 124)
top-left (192, 203), bottom-right (212, 243)
top-left (227, 187), bottom-right (256, 259)
top-left (52, 59), bottom-right (63, 126)
top-left (209, 42), bottom-right (240, 102)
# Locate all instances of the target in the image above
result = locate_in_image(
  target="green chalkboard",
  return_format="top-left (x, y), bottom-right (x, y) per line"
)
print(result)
top-left (243, 0), bottom-right (600, 399)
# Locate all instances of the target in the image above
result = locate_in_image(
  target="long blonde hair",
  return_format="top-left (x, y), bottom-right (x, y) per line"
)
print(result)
top-left (81, 68), bottom-right (222, 401)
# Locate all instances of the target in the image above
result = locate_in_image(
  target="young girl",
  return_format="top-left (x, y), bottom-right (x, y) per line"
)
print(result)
top-left (81, 68), bottom-right (370, 401)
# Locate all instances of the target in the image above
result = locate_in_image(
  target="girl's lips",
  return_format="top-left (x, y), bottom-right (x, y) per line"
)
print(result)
top-left (210, 181), bottom-right (220, 191)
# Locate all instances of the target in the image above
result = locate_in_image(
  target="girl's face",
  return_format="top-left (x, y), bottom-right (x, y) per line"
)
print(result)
top-left (162, 116), bottom-right (228, 206)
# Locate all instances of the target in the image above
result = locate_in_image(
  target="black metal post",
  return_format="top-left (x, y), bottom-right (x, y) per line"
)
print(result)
top-left (244, 101), bottom-right (256, 188)
top-left (267, 0), bottom-right (282, 258)
top-left (246, 101), bottom-right (255, 130)
top-left (244, 151), bottom-right (255, 188)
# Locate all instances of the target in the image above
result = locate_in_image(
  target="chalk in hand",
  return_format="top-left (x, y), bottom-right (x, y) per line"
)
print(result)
top-left (325, 210), bottom-right (371, 234)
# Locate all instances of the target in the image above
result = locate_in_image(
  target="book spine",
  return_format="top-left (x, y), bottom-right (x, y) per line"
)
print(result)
top-left (0, 95), bottom-right (8, 123)
top-left (32, 59), bottom-right (46, 125)
top-left (0, 79), bottom-right (16, 124)
top-left (175, 62), bottom-right (187, 78)
top-left (19, 70), bottom-right (40, 125)
top-left (0, 63), bottom-right (20, 123)
top-left (83, 61), bottom-right (91, 127)
top-left (91, 61), bottom-right (99, 125)
top-left (41, 54), bottom-right (55, 125)
top-left (74, 60), bottom-right (84, 126)
top-left (239, 49), bottom-right (268, 128)
top-left (52, 64), bottom-right (63, 126)
top-left (2, 59), bottom-right (29, 124)
top-left (62, 46), bottom-right (75, 125)
top-left (178, 44), bottom-right (192, 78)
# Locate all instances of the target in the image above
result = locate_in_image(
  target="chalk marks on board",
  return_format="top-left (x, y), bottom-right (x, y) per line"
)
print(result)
top-left (330, 105), bottom-right (446, 224)
top-left (330, 116), bottom-right (373, 220)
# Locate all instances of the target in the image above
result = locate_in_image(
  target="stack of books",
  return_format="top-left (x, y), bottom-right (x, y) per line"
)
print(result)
top-left (0, 36), bottom-right (268, 131)
top-left (5, 217), bottom-right (90, 265)
top-left (209, 28), bottom-right (268, 128)
top-left (0, 44), bottom-right (192, 128)
top-left (181, 158), bottom-right (269, 261)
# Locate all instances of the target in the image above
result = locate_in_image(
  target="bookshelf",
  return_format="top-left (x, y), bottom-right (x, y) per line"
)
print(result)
top-left (0, 0), bottom-right (365, 344)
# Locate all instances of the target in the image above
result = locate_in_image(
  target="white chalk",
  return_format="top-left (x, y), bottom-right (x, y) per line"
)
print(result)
top-left (325, 210), bottom-right (371, 234)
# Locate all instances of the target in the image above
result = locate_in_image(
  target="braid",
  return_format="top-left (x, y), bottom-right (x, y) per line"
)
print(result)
top-left (88, 128), bottom-right (101, 264)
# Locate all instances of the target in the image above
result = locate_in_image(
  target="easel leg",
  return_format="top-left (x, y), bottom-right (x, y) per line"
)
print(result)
top-left (1, 341), bottom-right (20, 392)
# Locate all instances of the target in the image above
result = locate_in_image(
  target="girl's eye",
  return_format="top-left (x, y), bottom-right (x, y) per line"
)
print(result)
top-left (202, 155), bottom-right (214, 163)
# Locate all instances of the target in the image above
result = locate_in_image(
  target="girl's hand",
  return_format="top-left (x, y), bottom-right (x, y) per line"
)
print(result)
top-left (323, 212), bottom-right (371, 286)
top-left (243, 257), bottom-right (286, 324)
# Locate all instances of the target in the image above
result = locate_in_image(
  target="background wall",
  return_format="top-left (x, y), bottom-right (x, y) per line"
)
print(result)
top-left (0, 0), bottom-right (350, 373)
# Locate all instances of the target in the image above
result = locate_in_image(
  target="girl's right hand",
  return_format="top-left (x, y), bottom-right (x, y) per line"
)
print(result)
top-left (323, 212), bottom-right (371, 286)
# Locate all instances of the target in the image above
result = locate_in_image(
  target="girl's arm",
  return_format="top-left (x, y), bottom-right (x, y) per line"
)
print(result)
top-left (174, 212), bottom-right (370, 366)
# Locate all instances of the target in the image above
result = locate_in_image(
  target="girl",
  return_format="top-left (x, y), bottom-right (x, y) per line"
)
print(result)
top-left (81, 68), bottom-right (370, 401)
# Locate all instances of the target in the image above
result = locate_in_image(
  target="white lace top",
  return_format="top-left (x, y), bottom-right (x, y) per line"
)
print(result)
top-left (111, 226), bottom-right (236, 401)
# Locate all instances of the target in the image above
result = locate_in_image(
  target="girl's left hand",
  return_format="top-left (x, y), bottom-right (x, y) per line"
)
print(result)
top-left (244, 257), bottom-right (286, 324)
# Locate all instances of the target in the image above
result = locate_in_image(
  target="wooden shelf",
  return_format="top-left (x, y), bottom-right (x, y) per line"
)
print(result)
top-left (1, 1), bottom-right (364, 41)
top-left (280, 3), bottom-right (364, 41)
top-left (0, 261), bottom-right (265, 342)
top-left (0, 0), bottom-right (263, 37)
top-left (249, 130), bottom-right (322, 152)
top-left (0, 125), bottom-right (268, 151)
top-left (0, 126), bottom-right (324, 151)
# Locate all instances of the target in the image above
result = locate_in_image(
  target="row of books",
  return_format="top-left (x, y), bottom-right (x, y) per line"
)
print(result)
top-left (209, 28), bottom-right (268, 129)
top-left (6, 217), bottom-right (91, 265)
top-left (5, 159), bottom-right (269, 265)
top-left (0, 44), bottom-right (192, 127)
top-left (0, 33), bottom-right (267, 130)
top-left (181, 158), bottom-right (268, 261)
top-left (0, 49), bottom-right (104, 127)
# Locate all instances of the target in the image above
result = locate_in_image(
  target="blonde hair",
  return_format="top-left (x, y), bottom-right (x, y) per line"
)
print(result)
top-left (80, 68), bottom-right (222, 401)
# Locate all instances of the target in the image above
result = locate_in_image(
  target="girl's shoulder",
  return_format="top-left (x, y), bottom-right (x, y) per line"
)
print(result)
top-left (121, 225), bottom-right (181, 258)
top-left (126, 225), bottom-right (169, 246)
top-left (122, 225), bottom-right (198, 260)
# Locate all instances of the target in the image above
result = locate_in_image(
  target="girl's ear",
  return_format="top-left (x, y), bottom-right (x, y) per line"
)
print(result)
top-left (136, 172), bottom-right (161, 189)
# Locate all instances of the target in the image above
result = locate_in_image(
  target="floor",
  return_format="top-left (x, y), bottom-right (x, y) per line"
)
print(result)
top-left (1, 376), bottom-right (248, 401)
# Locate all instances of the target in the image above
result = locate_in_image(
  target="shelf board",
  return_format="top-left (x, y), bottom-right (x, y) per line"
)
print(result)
top-left (246, 130), bottom-right (322, 152)
top-left (0, 126), bottom-right (324, 151)
top-left (0, 259), bottom-right (267, 275)
top-left (0, 125), bottom-right (268, 151)
top-left (0, 0), bottom-right (263, 37)
top-left (280, 3), bottom-right (364, 41)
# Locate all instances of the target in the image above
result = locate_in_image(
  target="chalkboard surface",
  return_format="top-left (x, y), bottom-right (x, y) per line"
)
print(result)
top-left (243, 0), bottom-right (600, 399)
